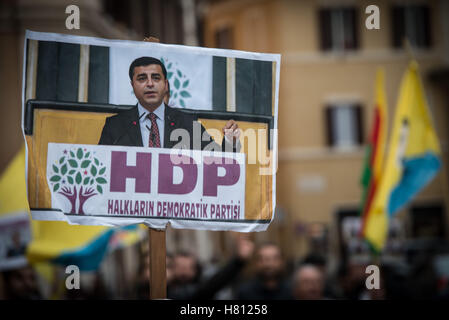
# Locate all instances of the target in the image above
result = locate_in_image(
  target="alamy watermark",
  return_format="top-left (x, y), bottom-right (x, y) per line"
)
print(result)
top-left (65, 4), bottom-right (380, 31)
top-left (65, 5), bottom-right (80, 30)
top-left (365, 264), bottom-right (380, 290)
top-left (65, 265), bottom-right (80, 290)
top-left (365, 5), bottom-right (380, 30)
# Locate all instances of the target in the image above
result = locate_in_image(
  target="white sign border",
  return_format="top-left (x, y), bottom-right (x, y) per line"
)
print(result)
top-left (21, 30), bottom-right (280, 232)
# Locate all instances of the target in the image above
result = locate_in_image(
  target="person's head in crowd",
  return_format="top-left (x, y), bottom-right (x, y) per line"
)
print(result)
top-left (172, 251), bottom-right (202, 285)
top-left (2, 265), bottom-right (41, 299)
top-left (292, 264), bottom-right (325, 300)
top-left (337, 260), bottom-right (370, 299)
top-left (255, 242), bottom-right (285, 282)
top-left (129, 56), bottom-right (168, 112)
top-left (299, 253), bottom-right (327, 274)
top-left (7, 231), bottom-right (25, 257)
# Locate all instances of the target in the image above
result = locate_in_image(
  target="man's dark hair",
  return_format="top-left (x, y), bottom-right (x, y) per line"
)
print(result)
top-left (129, 56), bottom-right (167, 80)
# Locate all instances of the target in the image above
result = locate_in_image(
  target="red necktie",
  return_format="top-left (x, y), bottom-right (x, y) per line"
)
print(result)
top-left (148, 113), bottom-right (161, 148)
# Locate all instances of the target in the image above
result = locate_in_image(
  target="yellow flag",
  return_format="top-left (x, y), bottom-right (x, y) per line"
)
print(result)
top-left (364, 61), bottom-right (441, 252)
top-left (360, 68), bottom-right (388, 237)
top-left (0, 146), bottom-right (29, 215)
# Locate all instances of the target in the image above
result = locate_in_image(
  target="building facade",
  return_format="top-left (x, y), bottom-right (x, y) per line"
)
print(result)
top-left (204, 0), bottom-right (449, 261)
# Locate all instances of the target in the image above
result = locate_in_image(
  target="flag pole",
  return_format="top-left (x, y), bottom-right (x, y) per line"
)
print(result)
top-left (403, 37), bottom-right (416, 62)
top-left (143, 36), bottom-right (167, 300)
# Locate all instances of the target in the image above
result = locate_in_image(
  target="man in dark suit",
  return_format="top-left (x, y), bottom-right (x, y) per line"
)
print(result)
top-left (99, 56), bottom-right (240, 151)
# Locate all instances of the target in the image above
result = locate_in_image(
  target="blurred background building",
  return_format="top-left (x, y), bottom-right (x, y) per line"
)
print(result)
top-left (1, 0), bottom-right (449, 298)
top-left (203, 0), bottom-right (449, 265)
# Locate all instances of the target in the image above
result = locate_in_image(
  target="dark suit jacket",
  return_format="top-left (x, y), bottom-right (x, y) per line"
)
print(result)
top-left (98, 104), bottom-right (234, 151)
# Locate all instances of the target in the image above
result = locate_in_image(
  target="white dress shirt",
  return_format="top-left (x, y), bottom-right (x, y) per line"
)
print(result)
top-left (138, 102), bottom-right (165, 147)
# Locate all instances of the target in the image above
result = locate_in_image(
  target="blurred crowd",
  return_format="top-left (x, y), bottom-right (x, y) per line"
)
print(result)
top-left (2, 234), bottom-right (449, 300)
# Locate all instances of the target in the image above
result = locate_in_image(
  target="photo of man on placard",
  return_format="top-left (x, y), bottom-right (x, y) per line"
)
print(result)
top-left (23, 31), bottom-right (277, 236)
top-left (99, 57), bottom-right (240, 151)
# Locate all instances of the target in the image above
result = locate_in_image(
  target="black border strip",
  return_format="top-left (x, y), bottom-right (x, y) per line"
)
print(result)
top-left (212, 56), bottom-right (227, 111)
top-left (88, 45), bottom-right (109, 103)
top-left (24, 100), bottom-right (274, 149)
top-left (31, 208), bottom-right (271, 224)
top-left (24, 100), bottom-right (132, 135)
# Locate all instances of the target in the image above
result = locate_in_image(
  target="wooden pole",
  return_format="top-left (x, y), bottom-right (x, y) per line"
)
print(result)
top-left (143, 36), bottom-right (167, 300)
top-left (148, 228), bottom-right (167, 299)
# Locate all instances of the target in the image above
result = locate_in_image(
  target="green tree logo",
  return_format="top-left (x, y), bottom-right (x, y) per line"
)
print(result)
top-left (161, 57), bottom-right (191, 108)
top-left (49, 147), bottom-right (107, 214)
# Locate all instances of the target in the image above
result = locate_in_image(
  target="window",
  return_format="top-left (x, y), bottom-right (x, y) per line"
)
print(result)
top-left (392, 5), bottom-right (432, 49)
top-left (337, 209), bottom-right (405, 260)
top-left (325, 103), bottom-right (363, 148)
top-left (103, 0), bottom-right (185, 44)
top-left (336, 209), bottom-right (369, 260)
top-left (318, 7), bottom-right (358, 51)
top-left (215, 27), bottom-right (234, 49)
